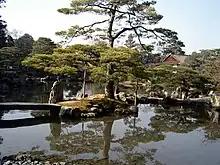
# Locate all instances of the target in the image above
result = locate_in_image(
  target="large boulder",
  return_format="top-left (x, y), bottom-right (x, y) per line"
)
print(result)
top-left (115, 92), bottom-right (135, 104)
top-left (118, 92), bottom-right (127, 102)
top-left (60, 106), bottom-right (81, 117)
top-left (48, 80), bottom-right (64, 104)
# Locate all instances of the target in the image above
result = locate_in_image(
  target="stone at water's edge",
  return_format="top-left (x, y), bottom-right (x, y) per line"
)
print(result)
top-left (118, 92), bottom-right (127, 102)
top-left (57, 94), bottom-right (136, 118)
top-left (129, 105), bottom-right (139, 113)
top-left (60, 106), bottom-right (82, 117)
top-left (48, 80), bottom-right (64, 104)
top-left (210, 93), bottom-right (220, 107)
top-left (1, 153), bottom-right (67, 165)
top-left (60, 103), bottom-right (111, 118)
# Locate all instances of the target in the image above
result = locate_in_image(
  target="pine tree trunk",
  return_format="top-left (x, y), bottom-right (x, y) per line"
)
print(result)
top-left (105, 63), bottom-right (115, 98)
top-left (212, 111), bottom-right (219, 123)
top-left (105, 5), bottom-right (116, 99)
top-left (105, 80), bottom-right (114, 99)
top-left (82, 69), bottom-right (86, 98)
top-left (103, 121), bottom-right (114, 159)
top-left (49, 122), bottom-right (61, 139)
top-left (134, 80), bottom-right (138, 106)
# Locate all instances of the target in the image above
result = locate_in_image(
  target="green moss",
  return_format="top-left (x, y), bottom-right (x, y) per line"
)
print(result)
top-left (58, 94), bottom-right (129, 112)
top-left (58, 100), bottom-right (90, 110)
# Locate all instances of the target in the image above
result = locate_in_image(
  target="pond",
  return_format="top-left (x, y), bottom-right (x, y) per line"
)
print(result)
top-left (1, 83), bottom-right (220, 165)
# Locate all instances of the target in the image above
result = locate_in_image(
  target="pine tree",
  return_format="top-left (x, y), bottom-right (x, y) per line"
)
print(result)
top-left (32, 37), bottom-right (57, 55)
top-left (0, 18), bottom-right (7, 48)
top-left (15, 33), bottom-right (34, 55)
top-left (56, 0), bottom-right (185, 98)
top-left (0, 0), bottom-right (7, 48)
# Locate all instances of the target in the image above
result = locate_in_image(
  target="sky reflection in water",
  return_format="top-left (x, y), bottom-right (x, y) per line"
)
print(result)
top-left (1, 104), bottom-right (220, 165)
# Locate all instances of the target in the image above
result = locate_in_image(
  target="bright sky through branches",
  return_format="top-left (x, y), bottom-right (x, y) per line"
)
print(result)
top-left (1, 0), bottom-right (220, 54)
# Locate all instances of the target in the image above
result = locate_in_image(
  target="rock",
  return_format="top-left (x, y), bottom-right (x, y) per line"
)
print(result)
top-left (45, 161), bottom-right (50, 165)
top-left (93, 104), bottom-right (99, 108)
top-left (90, 107), bottom-right (98, 112)
top-left (1, 153), bottom-right (68, 165)
top-left (34, 160), bottom-right (39, 164)
top-left (115, 107), bottom-right (136, 115)
top-left (3, 160), bottom-right (12, 165)
top-left (125, 96), bottom-right (135, 104)
top-left (16, 154), bottom-right (24, 161)
top-left (87, 113), bottom-right (96, 117)
top-left (129, 106), bottom-right (139, 113)
top-left (89, 105), bottom-right (103, 113)
top-left (48, 80), bottom-right (63, 104)
top-left (60, 106), bottom-right (73, 115)
top-left (61, 106), bottom-right (73, 111)
top-left (115, 92), bottom-right (135, 104)
top-left (115, 108), bottom-right (122, 113)
top-left (73, 108), bottom-right (82, 118)
top-left (118, 92), bottom-right (127, 102)
top-left (81, 112), bottom-right (96, 118)
top-left (60, 106), bottom-right (82, 117)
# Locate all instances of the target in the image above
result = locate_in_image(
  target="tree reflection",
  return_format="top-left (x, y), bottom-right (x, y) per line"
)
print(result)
top-left (0, 111), bottom-right (5, 119)
top-left (45, 115), bottom-right (165, 165)
top-left (103, 121), bottom-right (114, 159)
top-left (44, 104), bottom-right (220, 165)
top-left (149, 105), bottom-right (220, 143)
top-left (3, 103), bottom-right (220, 164)
top-left (111, 114), bottom-right (165, 165)
top-left (46, 119), bottom-right (105, 156)
top-left (203, 123), bottom-right (220, 141)
top-left (149, 106), bottom-right (205, 133)
top-left (0, 136), bottom-right (3, 158)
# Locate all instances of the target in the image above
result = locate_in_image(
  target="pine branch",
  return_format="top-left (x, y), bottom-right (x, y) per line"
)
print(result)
top-left (88, 3), bottom-right (136, 16)
top-left (61, 19), bottom-right (109, 44)
top-left (82, 19), bottom-right (109, 29)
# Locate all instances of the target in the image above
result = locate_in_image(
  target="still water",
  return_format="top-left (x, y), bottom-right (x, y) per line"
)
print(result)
top-left (1, 106), bottom-right (220, 165)
top-left (1, 83), bottom-right (220, 165)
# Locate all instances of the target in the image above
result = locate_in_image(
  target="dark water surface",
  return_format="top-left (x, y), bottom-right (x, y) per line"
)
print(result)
top-left (1, 83), bottom-right (220, 164)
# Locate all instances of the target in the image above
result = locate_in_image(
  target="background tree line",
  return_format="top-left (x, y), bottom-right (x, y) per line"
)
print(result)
top-left (3, 0), bottom-right (219, 99)
top-left (0, 0), bottom-right (58, 91)
top-left (184, 49), bottom-right (220, 91)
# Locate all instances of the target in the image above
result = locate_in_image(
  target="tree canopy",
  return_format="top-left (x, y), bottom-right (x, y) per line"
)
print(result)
top-left (54, 0), bottom-right (186, 98)
top-left (184, 49), bottom-right (217, 71)
top-left (22, 44), bottom-right (146, 82)
top-left (147, 64), bottom-right (214, 96)
top-left (0, 46), bottom-right (23, 73)
top-left (32, 37), bottom-right (57, 55)
top-left (56, 0), bottom-right (184, 51)
top-left (0, 18), bottom-right (7, 49)
top-left (0, 0), bottom-right (7, 48)
top-left (0, 0), bottom-right (5, 9)
top-left (15, 33), bottom-right (34, 55)
top-left (124, 34), bottom-right (137, 49)
top-left (184, 49), bottom-right (220, 90)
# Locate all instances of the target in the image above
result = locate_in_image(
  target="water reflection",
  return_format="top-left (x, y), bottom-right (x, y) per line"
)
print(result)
top-left (43, 116), bottom-right (163, 164)
top-left (2, 104), bottom-right (220, 164)
top-left (150, 107), bottom-right (205, 134)
top-left (43, 105), bottom-right (220, 164)
top-left (46, 118), bottom-right (115, 158)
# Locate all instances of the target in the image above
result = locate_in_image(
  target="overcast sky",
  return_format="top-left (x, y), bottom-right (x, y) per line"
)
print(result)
top-left (1, 0), bottom-right (220, 54)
